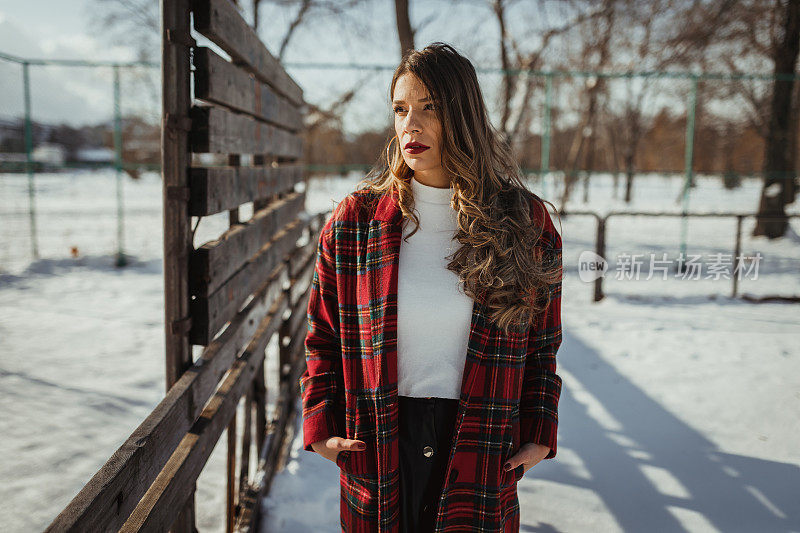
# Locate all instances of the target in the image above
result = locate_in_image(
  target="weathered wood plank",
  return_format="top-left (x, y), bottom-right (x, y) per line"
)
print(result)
top-left (281, 240), bottom-right (317, 348)
top-left (283, 274), bottom-right (313, 352)
top-left (280, 306), bottom-right (310, 378)
top-left (234, 343), bottom-right (306, 533)
top-left (238, 383), bottom-right (253, 500)
top-left (45, 260), bottom-right (290, 533)
top-left (119, 282), bottom-right (291, 532)
top-left (161, 0), bottom-right (194, 392)
top-left (190, 212), bottom-right (313, 345)
top-left (162, 0), bottom-right (197, 529)
top-left (226, 412), bottom-right (236, 532)
top-left (188, 163), bottom-right (304, 216)
top-left (193, 0), bottom-right (303, 106)
top-left (287, 243), bottom-right (316, 310)
top-left (287, 232), bottom-right (317, 280)
top-left (190, 105), bottom-right (304, 159)
top-left (286, 311), bottom-right (308, 359)
top-left (191, 190), bottom-right (306, 296)
top-left (194, 47), bottom-right (303, 132)
top-left (253, 360), bottom-right (267, 466)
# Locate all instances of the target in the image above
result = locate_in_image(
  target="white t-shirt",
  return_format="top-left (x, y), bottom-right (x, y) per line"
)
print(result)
top-left (396, 176), bottom-right (473, 399)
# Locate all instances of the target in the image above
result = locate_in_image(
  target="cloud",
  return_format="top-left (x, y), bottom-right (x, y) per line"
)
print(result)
top-left (40, 33), bottom-right (133, 62)
top-left (0, 13), bottom-right (45, 57)
top-left (0, 13), bottom-right (137, 127)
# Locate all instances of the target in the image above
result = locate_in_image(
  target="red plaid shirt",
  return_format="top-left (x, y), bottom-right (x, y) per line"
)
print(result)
top-left (300, 184), bottom-right (562, 532)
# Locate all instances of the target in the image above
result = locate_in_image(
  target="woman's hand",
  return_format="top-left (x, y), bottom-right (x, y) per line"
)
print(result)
top-left (310, 437), bottom-right (367, 464)
top-left (503, 442), bottom-right (551, 476)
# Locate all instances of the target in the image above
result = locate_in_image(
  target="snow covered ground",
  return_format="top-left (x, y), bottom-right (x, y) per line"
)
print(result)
top-left (1, 169), bottom-right (799, 532)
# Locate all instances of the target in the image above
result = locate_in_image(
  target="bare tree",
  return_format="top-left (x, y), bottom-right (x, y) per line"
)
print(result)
top-left (661, 0), bottom-right (799, 238)
top-left (392, 0), bottom-right (442, 59)
top-left (395, 0), bottom-right (415, 57)
top-left (90, 0), bottom-right (160, 62)
top-left (93, 0), bottom-right (377, 136)
top-left (613, 0), bottom-right (675, 203)
top-left (559, 0), bottom-right (619, 206)
top-left (255, 0), bottom-right (371, 61)
top-left (87, 0), bottom-right (161, 161)
top-left (490, 0), bottom-right (607, 167)
top-left (754, 0), bottom-right (799, 238)
top-left (581, 0), bottom-right (616, 204)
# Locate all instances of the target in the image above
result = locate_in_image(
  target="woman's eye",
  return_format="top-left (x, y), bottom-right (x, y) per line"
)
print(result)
top-left (393, 104), bottom-right (435, 114)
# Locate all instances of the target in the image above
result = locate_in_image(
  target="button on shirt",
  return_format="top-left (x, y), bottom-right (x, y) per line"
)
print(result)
top-left (396, 177), bottom-right (473, 399)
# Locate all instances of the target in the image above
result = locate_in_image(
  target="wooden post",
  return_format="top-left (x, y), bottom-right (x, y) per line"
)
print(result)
top-left (732, 215), bottom-right (743, 298)
top-left (227, 414), bottom-right (237, 533)
top-left (239, 386), bottom-right (254, 498)
top-left (254, 359), bottom-right (267, 457)
top-left (228, 154), bottom-right (241, 225)
top-left (594, 216), bottom-right (606, 302)
top-left (161, 0), bottom-right (196, 530)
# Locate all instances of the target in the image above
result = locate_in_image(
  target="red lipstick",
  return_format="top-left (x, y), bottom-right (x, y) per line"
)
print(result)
top-left (404, 141), bottom-right (430, 154)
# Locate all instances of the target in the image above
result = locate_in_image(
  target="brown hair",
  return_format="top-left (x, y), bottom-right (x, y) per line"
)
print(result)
top-left (355, 42), bottom-right (562, 334)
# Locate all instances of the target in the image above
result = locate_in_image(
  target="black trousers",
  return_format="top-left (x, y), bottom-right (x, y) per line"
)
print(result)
top-left (398, 394), bottom-right (460, 533)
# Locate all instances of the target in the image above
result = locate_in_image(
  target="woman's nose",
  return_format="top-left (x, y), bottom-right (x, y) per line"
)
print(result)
top-left (404, 111), bottom-right (422, 133)
top-left (405, 123), bottom-right (421, 135)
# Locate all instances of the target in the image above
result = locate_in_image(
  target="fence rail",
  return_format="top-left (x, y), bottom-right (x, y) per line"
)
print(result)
top-left (564, 209), bottom-right (800, 303)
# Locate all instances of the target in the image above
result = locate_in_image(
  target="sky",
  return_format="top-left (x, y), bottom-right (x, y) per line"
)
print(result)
top-left (0, 0), bottom-right (514, 131)
top-left (0, 1), bottom-right (151, 126)
top-left (0, 1), bottom-right (746, 135)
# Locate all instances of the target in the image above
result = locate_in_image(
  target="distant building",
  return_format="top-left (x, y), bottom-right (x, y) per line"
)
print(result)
top-left (76, 147), bottom-right (115, 163)
top-left (0, 117), bottom-right (50, 151)
top-left (0, 153), bottom-right (26, 162)
top-left (0, 117), bottom-right (23, 148)
top-left (32, 143), bottom-right (66, 166)
top-left (0, 152), bottom-right (27, 173)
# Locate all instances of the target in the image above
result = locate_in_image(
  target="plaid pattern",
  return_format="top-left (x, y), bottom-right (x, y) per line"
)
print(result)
top-left (300, 185), bottom-right (563, 532)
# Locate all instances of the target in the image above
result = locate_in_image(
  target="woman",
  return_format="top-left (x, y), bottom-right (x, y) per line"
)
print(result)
top-left (300, 42), bottom-right (563, 533)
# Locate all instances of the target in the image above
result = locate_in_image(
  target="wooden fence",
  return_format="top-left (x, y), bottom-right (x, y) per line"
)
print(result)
top-left (45, 0), bottom-right (321, 531)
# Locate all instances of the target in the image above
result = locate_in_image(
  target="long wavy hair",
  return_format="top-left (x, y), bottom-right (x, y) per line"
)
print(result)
top-left (354, 42), bottom-right (562, 334)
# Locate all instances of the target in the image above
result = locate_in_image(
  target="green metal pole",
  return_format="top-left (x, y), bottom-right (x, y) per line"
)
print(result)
top-left (22, 61), bottom-right (39, 259)
top-left (541, 73), bottom-right (552, 198)
top-left (678, 75), bottom-right (698, 273)
top-left (113, 64), bottom-right (127, 267)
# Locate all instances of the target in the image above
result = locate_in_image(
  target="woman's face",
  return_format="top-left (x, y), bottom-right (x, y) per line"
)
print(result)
top-left (392, 73), bottom-right (444, 182)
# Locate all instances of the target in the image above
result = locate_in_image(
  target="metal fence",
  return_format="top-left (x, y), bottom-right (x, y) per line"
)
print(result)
top-left (2, 49), bottom-right (798, 302)
top-left (566, 209), bottom-right (800, 303)
top-left (0, 51), bottom-right (159, 265)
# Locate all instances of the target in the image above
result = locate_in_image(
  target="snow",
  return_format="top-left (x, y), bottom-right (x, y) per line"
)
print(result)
top-left (1, 169), bottom-right (799, 532)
